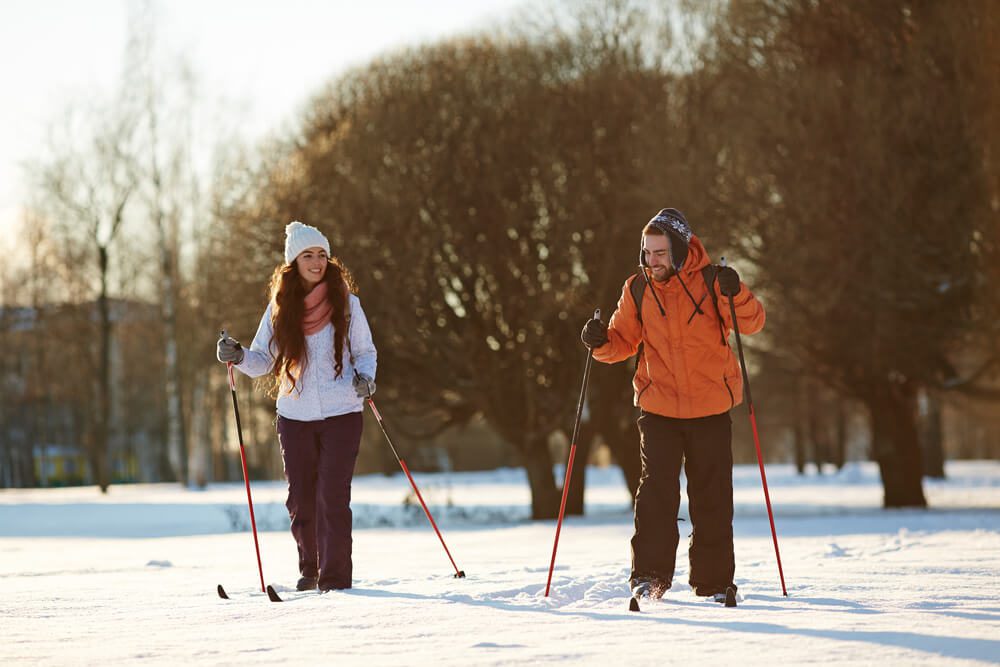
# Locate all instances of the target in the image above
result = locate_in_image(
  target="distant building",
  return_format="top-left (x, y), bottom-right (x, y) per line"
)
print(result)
top-left (0, 299), bottom-right (164, 488)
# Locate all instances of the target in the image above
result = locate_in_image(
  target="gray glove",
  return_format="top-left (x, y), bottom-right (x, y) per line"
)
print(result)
top-left (217, 333), bottom-right (244, 364)
top-left (352, 372), bottom-right (375, 398)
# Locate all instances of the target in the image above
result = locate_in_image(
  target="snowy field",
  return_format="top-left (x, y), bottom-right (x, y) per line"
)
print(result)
top-left (2, 461), bottom-right (998, 666)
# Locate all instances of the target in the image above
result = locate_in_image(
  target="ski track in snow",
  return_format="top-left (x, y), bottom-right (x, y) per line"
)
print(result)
top-left (2, 461), bottom-right (999, 665)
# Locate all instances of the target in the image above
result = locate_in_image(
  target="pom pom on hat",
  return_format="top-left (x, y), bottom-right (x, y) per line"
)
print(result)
top-left (284, 221), bottom-right (331, 265)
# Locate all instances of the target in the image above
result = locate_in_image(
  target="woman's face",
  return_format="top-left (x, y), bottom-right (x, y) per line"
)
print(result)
top-left (295, 247), bottom-right (329, 288)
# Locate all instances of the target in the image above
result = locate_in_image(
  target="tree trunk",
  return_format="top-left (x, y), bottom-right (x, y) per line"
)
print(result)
top-left (164, 285), bottom-right (187, 485)
top-left (0, 442), bottom-right (9, 487)
top-left (793, 378), bottom-right (806, 475)
top-left (522, 436), bottom-right (559, 520)
top-left (21, 422), bottom-right (38, 489)
top-left (869, 381), bottom-right (927, 508)
top-left (565, 423), bottom-right (594, 517)
top-left (187, 376), bottom-right (209, 488)
top-left (95, 246), bottom-right (113, 493)
top-left (153, 173), bottom-right (187, 484)
top-left (805, 383), bottom-right (824, 474)
top-left (215, 379), bottom-right (234, 481)
top-left (920, 390), bottom-right (946, 479)
top-left (832, 397), bottom-right (847, 470)
top-left (0, 374), bottom-right (12, 488)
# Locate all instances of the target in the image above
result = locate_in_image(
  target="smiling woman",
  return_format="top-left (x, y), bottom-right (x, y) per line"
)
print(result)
top-left (214, 220), bottom-right (378, 592)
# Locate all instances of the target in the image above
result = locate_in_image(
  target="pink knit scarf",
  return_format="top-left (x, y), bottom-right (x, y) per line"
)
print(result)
top-left (302, 282), bottom-right (333, 335)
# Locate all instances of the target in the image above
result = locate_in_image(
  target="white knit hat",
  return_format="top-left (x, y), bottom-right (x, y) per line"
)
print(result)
top-left (284, 221), bottom-right (331, 265)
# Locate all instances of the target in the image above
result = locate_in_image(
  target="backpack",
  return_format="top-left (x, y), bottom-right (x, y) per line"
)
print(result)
top-left (629, 265), bottom-right (728, 347)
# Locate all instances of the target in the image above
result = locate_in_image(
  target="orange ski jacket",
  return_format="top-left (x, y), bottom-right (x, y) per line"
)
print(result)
top-left (593, 235), bottom-right (765, 419)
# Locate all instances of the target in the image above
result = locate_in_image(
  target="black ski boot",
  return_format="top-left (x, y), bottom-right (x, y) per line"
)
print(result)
top-left (629, 574), bottom-right (669, 611)
top-left (712, 587), bottom-right (739, 607)
top-left (296, 576), bottom-right (318, 591)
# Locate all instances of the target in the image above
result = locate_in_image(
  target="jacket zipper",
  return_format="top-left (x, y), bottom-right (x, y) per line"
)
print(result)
top-left (722, 374), bottom-right (735, 409)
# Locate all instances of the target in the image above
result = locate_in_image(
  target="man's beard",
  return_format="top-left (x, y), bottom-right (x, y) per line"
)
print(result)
top-left (650, 265), bottom-right (675, 282)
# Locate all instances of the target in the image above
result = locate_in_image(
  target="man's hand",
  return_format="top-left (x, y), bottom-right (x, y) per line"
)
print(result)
top-left (717, 266), bottom-right (741, 297)
top-left (581, 318), bottom-right (609, 349)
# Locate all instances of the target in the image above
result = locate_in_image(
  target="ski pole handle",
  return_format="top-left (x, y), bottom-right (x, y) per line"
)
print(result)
top-left (220, 330), bottom-right (235, 391)
top-left (353, 368), bottom-right (374, 399)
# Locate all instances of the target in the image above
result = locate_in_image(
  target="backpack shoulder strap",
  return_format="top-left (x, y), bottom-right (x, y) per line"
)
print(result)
top-left (701, 265), bottom-right (720, 314)
top-left (701, 265), bottom-right (728, 346)
top-left (628, 273), bottom-right (647, 369)
top-left (629, 272), bottom-right (646, 325)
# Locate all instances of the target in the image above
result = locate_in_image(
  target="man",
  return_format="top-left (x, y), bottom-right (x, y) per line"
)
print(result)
top-left (580, 208), bottom-right (765, 603)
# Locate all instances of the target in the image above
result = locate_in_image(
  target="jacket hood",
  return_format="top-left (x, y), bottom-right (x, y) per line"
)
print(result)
top-left (680, 234), bottom-right (711, 275)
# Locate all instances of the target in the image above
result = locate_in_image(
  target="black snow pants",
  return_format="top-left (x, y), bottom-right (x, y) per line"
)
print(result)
top-left (630, 409), bottom-right (736, 596)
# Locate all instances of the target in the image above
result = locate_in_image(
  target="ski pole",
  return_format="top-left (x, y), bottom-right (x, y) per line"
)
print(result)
top-left (356, 371), bottom-right (466, 579)
top-left (545, 308), bottom-right (600, 597)
top-left (719, 261), bottom-right (788, 596)
top-left (221, 330), bottom-right (266, 594)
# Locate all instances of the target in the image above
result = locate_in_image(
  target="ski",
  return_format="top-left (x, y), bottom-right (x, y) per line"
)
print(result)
top-left (217, 583), bottom-right (285, 602)
top-left (630, 585), bottom-right (739, 611)
top-left (265, 585), bottom-right (331, 602)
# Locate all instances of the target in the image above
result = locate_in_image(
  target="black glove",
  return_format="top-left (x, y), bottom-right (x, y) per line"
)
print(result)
top-left (581, 317), bottom-right (609, 349)
top-left (217, 334), bottom-right (244, 364)
top-left (717, 266), bottom-right (741, 297)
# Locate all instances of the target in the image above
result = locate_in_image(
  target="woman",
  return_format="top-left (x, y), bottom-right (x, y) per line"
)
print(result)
top-left (217, 220), bottom-right (377, 592)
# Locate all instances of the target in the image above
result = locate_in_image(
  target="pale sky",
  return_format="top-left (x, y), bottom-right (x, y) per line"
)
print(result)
top-left (0, 0), bottom-right (528, 247)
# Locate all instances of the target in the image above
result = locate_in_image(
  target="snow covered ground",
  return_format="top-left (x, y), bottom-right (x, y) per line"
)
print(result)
top-left (2, 461), bottom-right (998, 666)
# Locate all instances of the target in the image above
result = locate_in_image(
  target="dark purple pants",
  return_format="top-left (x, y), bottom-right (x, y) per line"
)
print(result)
top-left (276, 411), bottom-right (363, 590)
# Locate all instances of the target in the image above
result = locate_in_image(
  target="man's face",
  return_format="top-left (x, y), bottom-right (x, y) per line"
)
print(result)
top-left (643, 233), bottom-right (672, 282)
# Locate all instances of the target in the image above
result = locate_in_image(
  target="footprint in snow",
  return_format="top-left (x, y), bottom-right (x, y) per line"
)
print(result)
top-left (825, 543), bottom-right (849, 558)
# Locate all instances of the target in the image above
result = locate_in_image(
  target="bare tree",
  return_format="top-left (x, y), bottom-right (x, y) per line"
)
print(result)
top-left (30, 100), bottom-right (140, 492)
top-left (124, 1), bottom-right (203, 485)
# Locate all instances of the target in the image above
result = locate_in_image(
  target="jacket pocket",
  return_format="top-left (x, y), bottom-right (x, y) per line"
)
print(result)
top-left (722, 374), bottom-right (735, 409)
top-left (637, 378), bottom-right (653, 401)
top-left (634, 351), bottom-right (653, 401)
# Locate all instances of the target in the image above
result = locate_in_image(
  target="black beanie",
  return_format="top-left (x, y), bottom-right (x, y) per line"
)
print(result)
top-left (647, 208), bottom-right (692, 270)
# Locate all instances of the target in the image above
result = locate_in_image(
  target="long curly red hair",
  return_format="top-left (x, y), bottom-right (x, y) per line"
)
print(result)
top-left (266, 257), bottom-right (357, 396)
